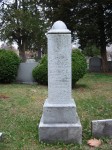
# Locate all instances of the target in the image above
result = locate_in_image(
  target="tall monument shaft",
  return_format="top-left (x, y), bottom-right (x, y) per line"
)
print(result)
top-left (48, 33), bottom-right (71, 104)
top-left (39, 21), bottom-right (82, 144)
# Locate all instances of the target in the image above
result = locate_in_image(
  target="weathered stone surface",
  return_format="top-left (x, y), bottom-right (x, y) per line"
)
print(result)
top-left (38, 21), bottom-right (82, 144)
top-left (16, 62), bottom-right (38, 83)
top-left (39, 116), bottom-right (82, 144)
top-left (92, 119), bottom-right (112, 138)
top-left (89, 57), bottom-right (102, 72)
top-left (48, 33), bottom-right (71, 104)
top-left (43, 99), bottom-right (78, 124)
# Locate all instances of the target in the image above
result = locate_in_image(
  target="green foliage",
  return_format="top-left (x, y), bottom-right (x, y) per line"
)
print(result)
top-left (33, 50), bottom-right (87, 87)
top-left (72, 50), bottom-right (87, 87)
top-left (0, 49), bottom-right (20, 83)
top-left (40, 1), bottom-right (112, 45)
top-left (83, 44), bottom-right (100, 57)
top-left (32, 55), bottom-right (48, 85)
top-left (0, 1), bottom-right (48, 61)
top-left (40, 0), bottom-right (112, 72)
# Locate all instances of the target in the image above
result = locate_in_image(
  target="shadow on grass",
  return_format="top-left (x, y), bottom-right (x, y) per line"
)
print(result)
top-left (74, 83), bottom-right (89, 89)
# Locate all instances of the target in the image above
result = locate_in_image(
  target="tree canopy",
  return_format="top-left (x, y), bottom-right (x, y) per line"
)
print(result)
top-left (40, 0), bottom-right (112, 72)
top-left (0, 0), bottom-right (48, 61)
top-left (76, 1), bottom-right (112, 71)
top-left (0, 0), bottom-right (112, 71)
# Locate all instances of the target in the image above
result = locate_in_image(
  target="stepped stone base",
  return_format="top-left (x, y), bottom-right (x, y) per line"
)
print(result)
top-left (39, 116), bottom-right (82, 144)
top-left (38, 99), bottom-right (82, 144)
top-left (43, 99), bottom-right (78, 124)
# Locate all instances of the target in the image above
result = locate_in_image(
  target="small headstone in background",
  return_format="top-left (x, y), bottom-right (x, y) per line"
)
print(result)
top-left (16, 62), bottom-right (38, 83)
top-left (89, 57), bottom-right (102, 72)
top-left (92, 119), bottom-right (112, 138)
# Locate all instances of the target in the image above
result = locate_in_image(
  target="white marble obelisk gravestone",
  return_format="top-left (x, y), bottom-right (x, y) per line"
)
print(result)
top-left (39, 21), bottom-right (82, 144)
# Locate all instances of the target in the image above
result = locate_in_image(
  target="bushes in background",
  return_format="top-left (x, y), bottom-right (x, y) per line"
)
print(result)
top-left (32, 55), bottom-right (48, 85)
top-left (0, 49), bottom-right (20, 83)
top-left (33, 50), bottom-right (87, 87)
top-left (72, 50), bottom-right (87, 87)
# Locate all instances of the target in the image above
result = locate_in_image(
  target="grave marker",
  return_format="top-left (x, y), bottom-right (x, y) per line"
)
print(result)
top-left (39, 21), bottom-right (82, 144)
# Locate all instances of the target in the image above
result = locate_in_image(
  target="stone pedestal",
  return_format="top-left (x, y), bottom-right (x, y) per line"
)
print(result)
top-left (38, 21), bottom-right (82, 144)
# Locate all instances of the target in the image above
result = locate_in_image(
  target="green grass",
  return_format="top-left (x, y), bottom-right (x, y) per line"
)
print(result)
top-left (0, 73), bottom-right (112, 150)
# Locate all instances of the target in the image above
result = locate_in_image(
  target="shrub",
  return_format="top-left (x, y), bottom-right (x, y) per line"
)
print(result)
top-left (83, 44), bottom-right (100, 57)
top-left (33, 50), bottom-right (87, 87)
top-left (72, 50), bottom-right (87, 87)
top-left (32, 55), bottom-right (48, 85)
top-left (0, 49), bottom-right (20, 83)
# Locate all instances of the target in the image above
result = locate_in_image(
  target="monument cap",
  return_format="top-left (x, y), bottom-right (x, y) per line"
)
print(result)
top-left (48, 20), bottom-right (71, 34)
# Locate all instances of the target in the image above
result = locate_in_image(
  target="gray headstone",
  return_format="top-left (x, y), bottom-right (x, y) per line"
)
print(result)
top-left (16, 62), bottom-right (38, 83)
top-left (89, 57), bottom-right (102, 72)
top-left (38, 21), bottom-right (82, 144)
top-left (92, 119), bottom-right (112, 138)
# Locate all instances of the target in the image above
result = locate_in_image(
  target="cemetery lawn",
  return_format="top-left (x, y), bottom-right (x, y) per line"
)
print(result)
top-left (0, 73), bottom-right (112, 150)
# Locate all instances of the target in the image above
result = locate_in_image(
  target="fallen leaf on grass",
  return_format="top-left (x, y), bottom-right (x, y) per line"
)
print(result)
top-left (87, 138), bottom-right (101, 148)
top-left (0, 95), bottom-right (9, 100)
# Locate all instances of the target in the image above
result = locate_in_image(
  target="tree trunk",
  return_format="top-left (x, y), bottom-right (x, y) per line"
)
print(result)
top-left (37, 48), bottom-right (42, 60)
top-left (19, 49), bottom-right (26, 62)
top-left (100, 46), bottom-right (108, 72)
top-left (18, 41), bottom-right (26, 62)
top-left (98, 3), bottom-right (108, 72)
